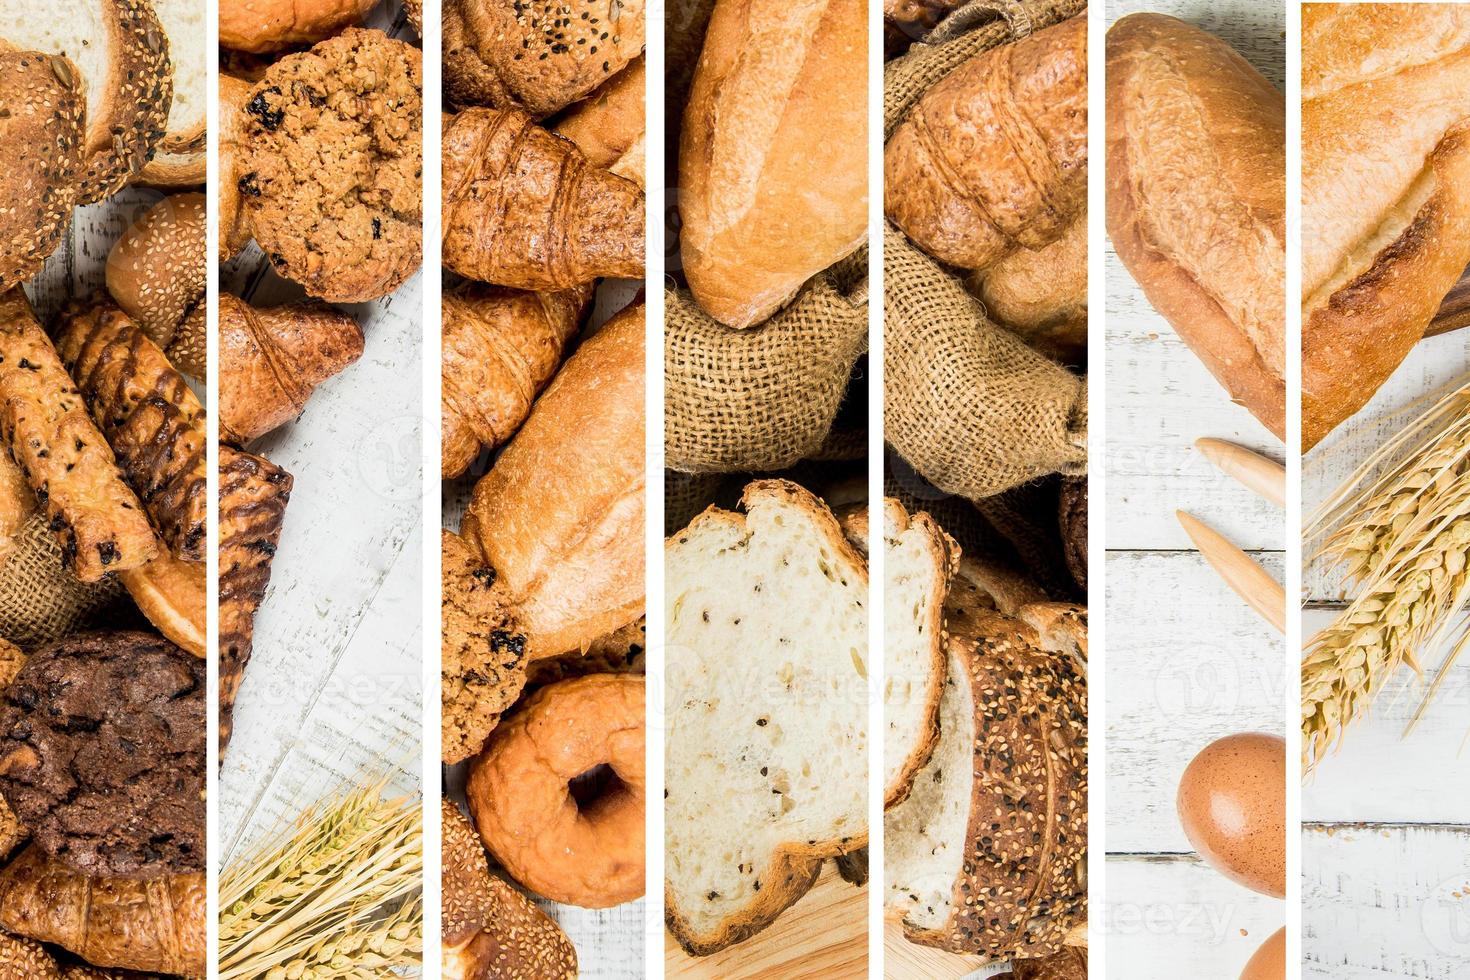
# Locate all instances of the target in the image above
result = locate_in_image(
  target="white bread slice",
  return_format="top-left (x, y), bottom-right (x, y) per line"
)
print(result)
top-left (3, 0), bottom-right (172, 203)
top-left (665, 480), bottom-right (868, 955)
top-left (885, 565), bottom-right (1087, 960)
top-left (139, 0), bottom-right (204, 186)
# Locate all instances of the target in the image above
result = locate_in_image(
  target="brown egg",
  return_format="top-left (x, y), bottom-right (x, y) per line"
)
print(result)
top-left (1176, 732), bottom-right (1285, 897)
top-left (1240, 926), bottom-right (1286, 980)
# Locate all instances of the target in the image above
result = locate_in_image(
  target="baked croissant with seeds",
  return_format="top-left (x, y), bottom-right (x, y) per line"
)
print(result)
top-left (441, 282), bottom-right (590, 478)
top-left (219, 444), bottom-right (292, 754)
top-left (53, 298), bottom-right (208, 563)
top-left (220, 293), bottom-right (365, 445)
top-left (0, 290), bottom-right (156, 581)
top-left (443, 108), bottom-right (645, 290)
top-left (0, 847), bottom-right (204, 976)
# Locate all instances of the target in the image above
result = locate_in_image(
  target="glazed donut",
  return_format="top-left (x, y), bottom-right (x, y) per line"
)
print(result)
top-left (466, 674), bottom-right (645, 908)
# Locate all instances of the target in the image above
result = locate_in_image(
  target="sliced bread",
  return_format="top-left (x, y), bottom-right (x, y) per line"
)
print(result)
top-left (665, 479), bottom-right (868, 955)
top-left (885, 571), bottom-right (1087, 959)
top-left (139, 0), bottom-right (204, 186)
top-left (0, 48), bottom-right (85, 291)
top-left (3, 0), bottom-right (172, 204)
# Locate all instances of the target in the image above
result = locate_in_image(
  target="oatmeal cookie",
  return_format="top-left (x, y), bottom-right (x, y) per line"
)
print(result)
top-left (239, 28), bottom-right (423, 302)
top-left (0, 631), bottom-right (205, 878)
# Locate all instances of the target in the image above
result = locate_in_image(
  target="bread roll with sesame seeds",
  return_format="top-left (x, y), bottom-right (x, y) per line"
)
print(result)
top-left (445, 0), bottom-right (647, 117)
top-left (0, 932), bottom-right (60, 978)
top-left (105, 193), bottom-right (206, 351)
top-left (885, 562), bottom-right (1087, 960)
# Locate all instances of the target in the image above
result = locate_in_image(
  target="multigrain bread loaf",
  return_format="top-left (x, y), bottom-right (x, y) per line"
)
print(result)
top-left (0, 49), bottom-right (84, 292)
top-left (460, 302), bottom-right (645, 659)
top-left (444, 0), bottom-right (646, 117)
top-left (679, 0), bottom-right (867, 329)
top-left (880, 500), bottom-right (957, 809)
top-left (885, 567), bottom-right (1087, 959)
top-left (665, 480), bottom-right (868, 955)
top-left (220, 0), bottom-right (378, 52)
top-left (1106, 14), bottom-right (1285, 440)
top-left (105, 193), bottom-right (206, 350)
top-left (3, 1), bottom-right (173, 205)
top-left (1302, 4), bottom-right (1470, 449)
top-left (886, 14), bottom-right (1086, 271)
top-left (140, 0), bottom-right (205, 185)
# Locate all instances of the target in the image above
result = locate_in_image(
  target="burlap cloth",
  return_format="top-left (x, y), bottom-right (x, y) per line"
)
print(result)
top-left (665, 249), bottom-right (868, 474)
top-left (884, 0), bottom-right (1087, 501)
top-left (0, 513), bottom-right (125, 649)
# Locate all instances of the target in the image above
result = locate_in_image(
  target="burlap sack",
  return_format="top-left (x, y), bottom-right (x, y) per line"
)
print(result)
top-left (0, 513), bottom-right (125, 649)
top-left (665, 261), bottom-right (868, 474)
top-left (884, 0), bottom-right (1088, 501)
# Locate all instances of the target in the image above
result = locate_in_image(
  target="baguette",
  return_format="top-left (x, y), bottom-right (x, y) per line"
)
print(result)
top-left (0, 290), bottom-right (156, 581)
top-left (1302, 4), bottom-right (1470, 449)
top-left (1106, 13), bottom-right (1285, 440)
top-left (460, 302), bottom-right (644, 658)
top-left (665, 480), bottom-right (868, 955)
top-left (679, 0), bottom-right (867, 329)
top-left (886, 15), bottom-right (1086, 271)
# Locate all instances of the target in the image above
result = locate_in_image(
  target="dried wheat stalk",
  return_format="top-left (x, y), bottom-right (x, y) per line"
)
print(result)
top-left (1302, 380), bottom-right (1470, 772)
top-left (219, 777), bottom-right (424, 979)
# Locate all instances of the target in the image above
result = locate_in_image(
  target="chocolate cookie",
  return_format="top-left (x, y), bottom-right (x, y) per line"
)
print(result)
top-left (239, 28), bottom-right (423, 302)
top-left (0, 631), bottom-right (204, 878)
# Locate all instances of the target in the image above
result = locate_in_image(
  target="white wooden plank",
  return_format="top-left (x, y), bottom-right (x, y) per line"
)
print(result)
top-left (1105, 550), bottom-right (1285, 853)
top-left (1105, 854), bottom-right (1284, 980)
top-left (1304, 824), bottom-right (1470, 979)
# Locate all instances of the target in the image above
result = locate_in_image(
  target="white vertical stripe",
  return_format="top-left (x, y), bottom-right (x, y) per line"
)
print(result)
top-left (205, 0), bottom-right (221, 973)
top-left (1283, 2), bottom-right (1303, 978)
top-left (868, 0), bottom-right (885, 971)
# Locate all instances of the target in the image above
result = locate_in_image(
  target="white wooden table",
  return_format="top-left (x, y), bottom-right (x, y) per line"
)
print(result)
top-left (1302, 327), bottom-right (1470, 980)
top-left (1103, 2), bottom-right (1287, 975)
top-left (217, 0), bottom-right (424, 890)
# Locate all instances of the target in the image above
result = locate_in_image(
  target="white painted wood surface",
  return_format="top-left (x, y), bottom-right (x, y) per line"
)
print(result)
top-left (1103, 2), bottom-right (1286, 976)
top-left (218, 0), bottom-right (425, 948)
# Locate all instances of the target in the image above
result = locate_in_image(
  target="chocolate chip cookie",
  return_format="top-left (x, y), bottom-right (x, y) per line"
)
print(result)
top-left (239, 27), bottom-right (423, 302)
top-left (0, 631), bottom-right (204, 878)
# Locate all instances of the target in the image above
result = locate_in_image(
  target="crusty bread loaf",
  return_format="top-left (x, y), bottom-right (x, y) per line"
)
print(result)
top-left (885, 566), bottom-right (1086, 959)
top-left (4, 0), bottom-right (173, 204)
top-left (553, 56), bottom-right (646, 186)
top-left (120, 548), bottom-right (205, 658)
top-left (973, 217), bottom-right (1087, 364)
top-left (679, 0), bottom-right (867, 329)
top-left (881, 499), bottom-right (957, 809)
top-left (1302, 4), bottom-right (1470, 449)
top-left (665, 480), bottom-right (868, 955)
top-left (139, 0), bottom-right (205, 186)
top-left (886, 15), bottom-right (1086, 271)
top-left (1106, 14), bottom-right (1285, 440)
top-left (0, 48), bottom-right (83, 293)
top-left (105, 193), bottom-right (206, 350)
top-left (219, 0), bottom-right (378, 52)
top-left (460, 301), bottom-right (644, 659)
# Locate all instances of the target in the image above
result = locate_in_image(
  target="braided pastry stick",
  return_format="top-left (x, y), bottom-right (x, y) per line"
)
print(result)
top-left (0, 290), bottom-right (155, 581)
top-left (442, 282), bottom-right (590, 478)
top-left (443, 108), bottom-right (645, 290)
top-left (219, 445), bottom-right (292, 754)
top-left (220, 293), bottom-right (364, 444)
top-left (54, 298), bottom-right (207, 563)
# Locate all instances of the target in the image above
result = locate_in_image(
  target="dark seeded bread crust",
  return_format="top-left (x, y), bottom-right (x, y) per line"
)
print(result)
top-left (900, 604), bottom-right (1087, 958)
top-left (664, 479), bottom-right (869, 956)
top-left (0, 50), bottom-right (84, 291)
top-left (75, 0), bottom-right (173, 205)
top-left (241, 28), bottom-right (423, 302)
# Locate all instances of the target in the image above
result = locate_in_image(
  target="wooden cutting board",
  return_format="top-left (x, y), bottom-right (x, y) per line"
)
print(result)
top-left (664, 865), bottom-right (867, 979)
top-left (883, 919), bottom-right (992, 979)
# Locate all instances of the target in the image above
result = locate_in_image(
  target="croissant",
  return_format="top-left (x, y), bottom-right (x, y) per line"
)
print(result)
top-left (442, 282), bottom-right (590, 478)
top-left (220, 293), bottom-right (365, 444)
top-left (53, 298), bottom-right (208, 563)
top-left (220, 444), bottom-right (292, 753)
top-left (443, 108), bottom-right (645, 290)
top-left (0, 847), bottom-right (204, 976)
top-left (0, 289), bottom-right (156, 581)
top-left (885, 14), bottom-right (1087, 270)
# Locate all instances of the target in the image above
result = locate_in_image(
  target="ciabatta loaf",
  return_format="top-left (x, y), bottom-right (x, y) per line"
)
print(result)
top-left (665, 480), bottom-right (868, 955)
top-left (3, 0), bottom-right (172, 204)
top-left (886, 564), bottom-right (1086, 959)
top-left (1302, 4), bottom-right (1470, 449)
top-left (1106, 13), bottom-right (1285, 440)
